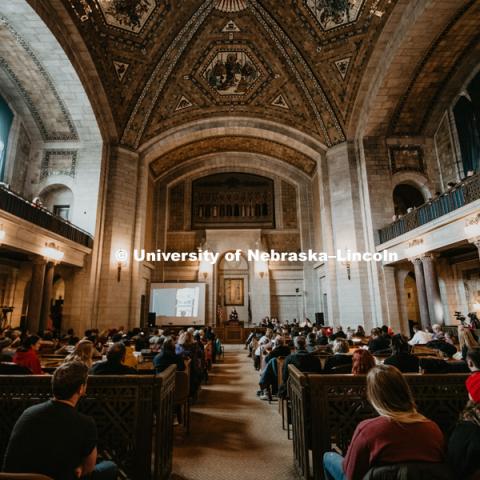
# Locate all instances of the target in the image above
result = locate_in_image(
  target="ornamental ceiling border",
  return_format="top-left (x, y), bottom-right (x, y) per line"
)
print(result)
top-left (121, 1), bottom-right (215, 147)
top-left (249, 0), bottom-right (345, 145)
top-left (149, 135), bottom-right (318, 177)
top-left (0, 15), bottom-right (78, 142)
top-left (121, 0), bottom-right (345, 148)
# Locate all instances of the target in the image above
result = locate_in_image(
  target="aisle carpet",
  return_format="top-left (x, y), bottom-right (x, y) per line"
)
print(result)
top-left (171, 345), bottom-right (296, 480)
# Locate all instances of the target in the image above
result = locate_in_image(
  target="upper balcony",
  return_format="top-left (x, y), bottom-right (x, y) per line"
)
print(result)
top-left (0, 185), bottom-right (93, 249)
top-left (378, 173), bottom-right (480, 245)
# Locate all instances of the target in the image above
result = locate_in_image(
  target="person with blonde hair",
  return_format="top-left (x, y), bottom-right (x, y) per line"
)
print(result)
top-left (323, 364), bottom-right (445, 480)
top-left (458, 324), bottom-right (479, 360)
top-left (64, 339), bottom-right (94, 368)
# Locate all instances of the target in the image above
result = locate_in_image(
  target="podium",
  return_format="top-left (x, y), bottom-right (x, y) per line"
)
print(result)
top-left (223, 320), bottom-right (244, 343)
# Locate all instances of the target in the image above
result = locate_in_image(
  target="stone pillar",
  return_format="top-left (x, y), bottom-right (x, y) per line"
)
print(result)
top-left (27, 258), bottom-right (46, 333)
top-left (382, 265), bottom-right (402, 333)
top-left (412, 258), bottom-right (430, 329)
top-left (422, 254), bottom-right (445, 326)
top-left (97, 147), bottom-right (141, 330)
top-left (40, 262), bottom-right (55, 332)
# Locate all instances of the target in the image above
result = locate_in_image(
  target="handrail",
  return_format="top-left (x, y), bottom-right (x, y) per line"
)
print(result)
top-left (378, 173), bottom-right (480, 244)
top-left (0, 185), bottom-right (93, 248)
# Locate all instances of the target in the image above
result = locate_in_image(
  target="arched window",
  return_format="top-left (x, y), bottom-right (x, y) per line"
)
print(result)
top-left (453, 71), bottom-right (480, 176)
top-left (393, 184), bottom-right (425, 216)
top-left (0, 95), bottom-right (13, 181)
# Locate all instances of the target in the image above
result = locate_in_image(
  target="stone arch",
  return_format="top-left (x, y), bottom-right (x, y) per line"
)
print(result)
top-left (141, 116), bottom-right (325, 179)
top-left (391, 171), bottom-right (432, 200)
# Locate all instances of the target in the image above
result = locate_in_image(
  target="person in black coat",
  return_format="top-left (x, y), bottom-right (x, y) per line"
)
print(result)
top-left (153, 337), bottom-right (185, 373)
top-left (89, 342), bottom-right (137, 375)
top-left (368, 328), bottom-right (391, 354)
top-left (384, 334), bottom-right (419, 373)
top-left (323, 338), bottom-right (352, 373)
top-left (279, 336), bottom-right (321, 397)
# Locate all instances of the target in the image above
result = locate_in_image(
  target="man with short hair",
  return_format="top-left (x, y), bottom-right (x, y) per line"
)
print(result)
top-left (278, 336), bottom-right (322, 397)
top-left (3, 361), bottom-right (117, 479)
top-left (90, 342), bottom-right (137, 375)
top-left (408, 324), bottom-right (433, 346)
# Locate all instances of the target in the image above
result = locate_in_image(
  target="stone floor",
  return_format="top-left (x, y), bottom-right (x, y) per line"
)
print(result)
top-left (171, 345), bottom-right (296, 480)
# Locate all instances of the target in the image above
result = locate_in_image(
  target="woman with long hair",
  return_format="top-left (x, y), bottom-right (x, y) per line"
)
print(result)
top-left (63, 339), bottom-right (94, 368)
top-left (351, 349), bottom-right (376, 375)
top-left (323, 364), bottom-right (445, 480)
top-left (13, 335), bottom-right (43, 374)
top-left (458, 324), bottom-right (479, 360)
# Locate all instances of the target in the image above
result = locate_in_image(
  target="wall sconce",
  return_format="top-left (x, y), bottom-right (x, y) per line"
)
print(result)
top-left (342, 260), bottom-right (351, 280)
top-left (255, 259), bottom-right (269, 279)
top-left (199, 255), bottom-right (212, 282)
top-left (115, 249), bottom-right (129, 282)
top-left (405, 238), bottom-right (425, 260)
top-left (41, 242), bottom-right (64, 263)
top-left (465, 215), bottom-right (480, 240)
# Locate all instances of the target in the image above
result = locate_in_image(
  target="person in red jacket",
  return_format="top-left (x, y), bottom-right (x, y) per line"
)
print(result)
top-left (323, 364), bottom-right (445, 480)
top-left (13, 335), bottom-right (43, 374)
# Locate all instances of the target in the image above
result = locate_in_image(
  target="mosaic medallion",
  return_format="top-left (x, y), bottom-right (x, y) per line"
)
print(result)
top-left (304, 0), bottom-right (365, 31)
top-left (97, 0), bottom-right (157, 33)
top-left (195, 45), bottom-right (269, 103)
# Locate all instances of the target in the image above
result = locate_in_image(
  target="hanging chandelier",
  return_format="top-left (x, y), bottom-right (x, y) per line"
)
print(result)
top-left (314, 0), bottom-right (353, 24)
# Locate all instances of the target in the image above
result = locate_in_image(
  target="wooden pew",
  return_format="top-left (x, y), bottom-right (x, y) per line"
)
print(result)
top-left (287, 366), bottom-right (469, 480)
top-left (0, 367), bottom-right (176, 480)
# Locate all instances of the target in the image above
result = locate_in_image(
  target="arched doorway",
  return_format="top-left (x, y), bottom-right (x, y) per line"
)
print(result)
top-left (393, 184), bottom-right (425, 216)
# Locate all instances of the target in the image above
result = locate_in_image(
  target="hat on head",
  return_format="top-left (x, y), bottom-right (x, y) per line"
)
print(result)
top-left (466, 372), bottom-right (480, 403)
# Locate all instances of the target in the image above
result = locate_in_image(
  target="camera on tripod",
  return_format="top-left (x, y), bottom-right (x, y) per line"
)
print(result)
top-left (454, 311), bottom-right (466, 323)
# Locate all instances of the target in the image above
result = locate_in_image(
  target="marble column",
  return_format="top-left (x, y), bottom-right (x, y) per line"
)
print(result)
top-left (422, 254), bottom-right (445, 326)
top-left (412, 258), bottom-right (430, 329)
top-left (40, 262), bottom-right (55, 332)
top-left (27, 258), bottom-right (46, 333)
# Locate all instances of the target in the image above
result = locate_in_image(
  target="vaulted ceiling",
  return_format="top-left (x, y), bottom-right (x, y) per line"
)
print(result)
top-left (58, 0), bottom-right (399, 149)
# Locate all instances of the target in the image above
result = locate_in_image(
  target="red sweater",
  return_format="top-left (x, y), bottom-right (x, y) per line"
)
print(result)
top-left (13, 349), bottom-right (43, 374)
top-left (343, 416), bottom-right (445, 480)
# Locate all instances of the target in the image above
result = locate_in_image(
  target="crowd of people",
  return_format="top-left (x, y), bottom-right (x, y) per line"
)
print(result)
top-left (0, 324), bottom-right (221, 479)
top-left (249, 316), bottom-right (480, 478)
top-left (2, 316), bottom-right (480, 479)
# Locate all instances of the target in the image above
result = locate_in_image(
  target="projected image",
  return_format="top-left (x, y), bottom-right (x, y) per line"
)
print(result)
top-left (150, 283), bottom-right (206, 325)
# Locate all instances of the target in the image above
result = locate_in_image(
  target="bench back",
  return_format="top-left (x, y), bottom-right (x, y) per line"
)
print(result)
top-left (288, 366), bottom-right (468, 480)
top-left (0, 367), bottom-right (175, 480)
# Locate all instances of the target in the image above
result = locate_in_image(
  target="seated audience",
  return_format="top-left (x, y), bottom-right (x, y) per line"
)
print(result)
top-left (408, 324), bottom-right (433, 346)
top-left (13, 335), bottom-right (43, 374)
top-left (448, 348), bottom-right (480, 479)
top-left (279, 336), bottom-right (322, 396)
top-left (317, 328), bottom-right (329, 346)
top-left (63, 339), bottom-right (95, 368)
top-left (351, 349), bottom-right (375, 375)
top-left (3, 361), bottom-right (117, 480)
top-left (323, 339), bottom-right (352, 373)
top-left (89, 342), bottom-right (137, 375)
top-left (306, 332), bottom-right (319, 353)
top-left (384, 334), bottom-right (419, 373)
top-left (323, 365), bottom-right (445, 480)
top-left (330, 326), bottom-right (347, 341)
top-left (432, 324), bottom-right (445, 341)
top-left (265, 336), bottom-right (290, 363)
top-left (354, 325), bottom-right (366, 338)
top-left (154, 336), bottom-right (185, 373)
top-left (367, 328), bottom-right (391, 354)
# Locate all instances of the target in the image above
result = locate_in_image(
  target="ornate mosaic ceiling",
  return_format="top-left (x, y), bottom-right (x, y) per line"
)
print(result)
top-left (62, 0), bottom-right (399, 149)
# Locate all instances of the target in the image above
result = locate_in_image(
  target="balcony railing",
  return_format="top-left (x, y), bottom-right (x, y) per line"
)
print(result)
top-left (0, 186), bottom-right (93, 248)
top-left (378, 173), bottom-right (480, 244)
